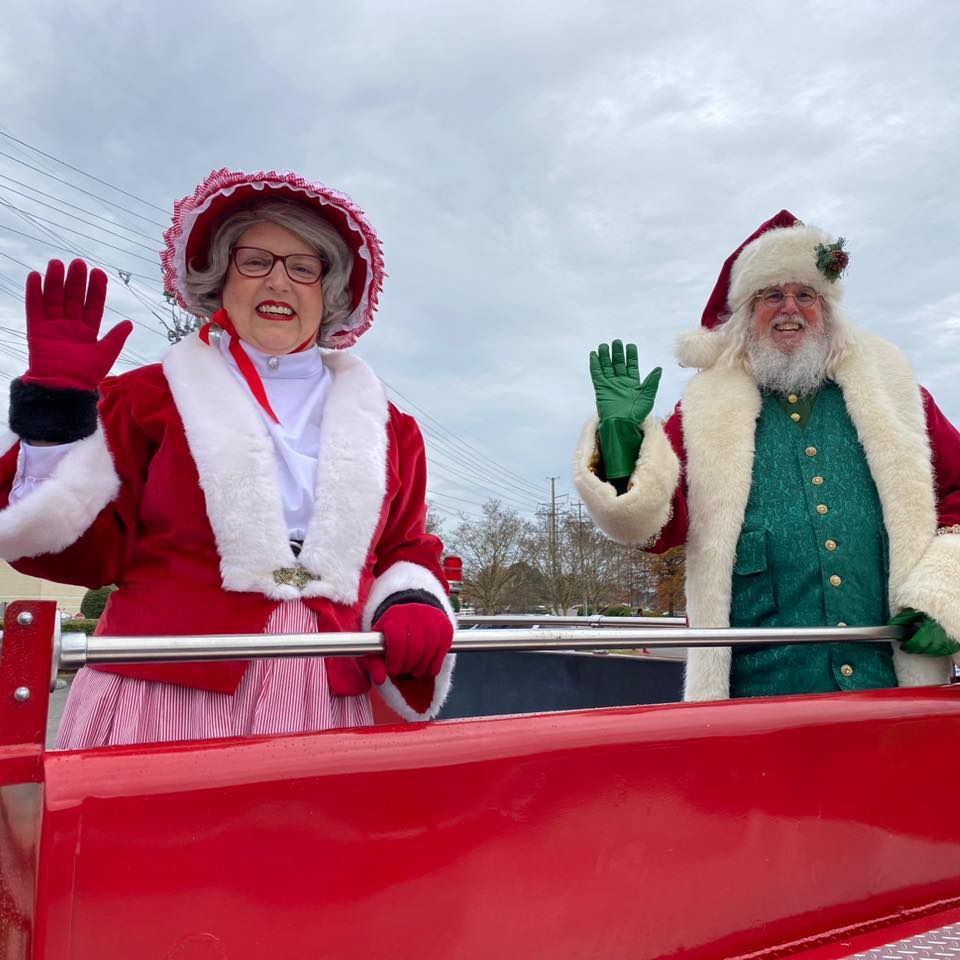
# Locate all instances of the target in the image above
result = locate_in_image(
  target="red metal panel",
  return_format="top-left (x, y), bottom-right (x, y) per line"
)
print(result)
top-left (0, 601), bottom-right (55, 749)
top-left (0, 601), bottom-right (55, 959)
top-left (0, 782), bottom-right (42, 960)
top-left (34, 686), bottom-right (960, 959)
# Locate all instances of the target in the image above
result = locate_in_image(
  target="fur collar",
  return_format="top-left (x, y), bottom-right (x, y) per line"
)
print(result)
top-left (163, 334), bottom-right (388, 603)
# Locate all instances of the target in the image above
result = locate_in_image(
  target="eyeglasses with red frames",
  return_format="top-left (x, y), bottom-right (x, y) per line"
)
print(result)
top-left (230, 246), bottom-right (325, 284)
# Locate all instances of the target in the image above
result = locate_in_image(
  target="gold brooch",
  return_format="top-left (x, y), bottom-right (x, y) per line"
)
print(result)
top-left (272, 566), bottom-right (320, 589)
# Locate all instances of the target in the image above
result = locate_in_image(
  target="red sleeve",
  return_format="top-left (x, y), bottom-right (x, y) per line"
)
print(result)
top-left (373, 406), bottom-right (446, 584)
top-left (922, 387), bottom-right (960, 529)
top-left (649, 401), bottom-right (690, 553)
top-left (10, 372), bottom-right (156, 588)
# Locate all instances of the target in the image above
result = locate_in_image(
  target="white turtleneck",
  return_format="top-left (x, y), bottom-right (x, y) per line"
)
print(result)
top-left (11, 335), bottom-right (332, 541)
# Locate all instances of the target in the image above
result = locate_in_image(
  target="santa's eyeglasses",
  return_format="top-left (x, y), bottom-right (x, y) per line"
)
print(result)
top-left (756, 287), bottom-right (820, 308)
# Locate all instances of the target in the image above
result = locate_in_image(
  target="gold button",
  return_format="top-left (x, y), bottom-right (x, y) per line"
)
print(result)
top-left (788, 394), bottom-right (798, 404)
top-left (812, 476), bottom-right (824, 486)
top-left (837, 621), bottom-right (848, 627)
top-left (805, 446), bottom-right (817, 456)
top-left (790, 412), bottom-right (801, 422)
top-left (824, 539), bottom-right (837, 551)
top-left (840, 664), bottom-right (854, 677)
top-left (816, 504), bottom-right (828, 514)
top-left (829, 574), bottom-right (842, 587)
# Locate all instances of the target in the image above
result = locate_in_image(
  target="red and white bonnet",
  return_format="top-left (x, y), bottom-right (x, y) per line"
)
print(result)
top-left (161, 168), bottom-right (385, 349)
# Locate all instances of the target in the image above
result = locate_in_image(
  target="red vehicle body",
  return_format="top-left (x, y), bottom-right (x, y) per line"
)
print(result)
top-left (2, 599), bottom-right (960, 959)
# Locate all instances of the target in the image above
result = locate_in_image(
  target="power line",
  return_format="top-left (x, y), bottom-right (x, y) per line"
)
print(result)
top-left (0, 204), bottom-right (159, 263)
top-left (420, 429), bottom-right (543, 507)
top-left (0, 191), bottom-right (160, 253)
top-left (0, 173), bottom-right (160, 244)
top-left (0, 149), bottom-right (167, 228)
top-left (0, 224), bottom-right (160, 281)
top-left (0, 233), bottom-right (169, 343)
top-left (384, 378), bottom-right (545, 496)
top-left (424, 451), bottom-right (541, 510)
top-left (0, 128), bottom-right (168, 214)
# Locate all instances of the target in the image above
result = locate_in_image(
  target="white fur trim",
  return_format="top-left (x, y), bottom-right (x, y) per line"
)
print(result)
top-left (0, 427), bottom-right (120, 561)
top-left (728, 223), bottom-right (843, 313)
top-left (684, 647), bottom-right (732, 701)
top-left (573, 415), bottom-right (680, 545)
top-left (361, 560), bottom-right (456, 720)
top-left (376, 654), bottom-right (456, 722)
top-left (835, 336), bottom-right (950, 687)
top-left (361, 560), bottom-right (456, 630)
top-left (164, 335), bottom-right (389, 602)
top-left (675, 328), bottom-right (726, 370)
top-left (678, 362), bottom-right (760, 700)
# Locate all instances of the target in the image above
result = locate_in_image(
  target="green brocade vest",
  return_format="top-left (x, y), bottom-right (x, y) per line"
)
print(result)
top-left (729, 384), bottom-right (897, 698)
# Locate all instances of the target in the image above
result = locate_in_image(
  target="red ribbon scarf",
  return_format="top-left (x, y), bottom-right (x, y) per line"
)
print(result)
top-left (198, 308), bottom-right (315, 426)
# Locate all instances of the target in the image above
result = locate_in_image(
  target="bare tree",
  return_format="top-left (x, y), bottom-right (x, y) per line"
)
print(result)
top-left (522, 510), bottom-right (581, 615)
top-left (650, 546), bottom-right (686, 617)
top-left (449, 500), bottom-right (527, 614)
top-left (424, 502), bottom-right (445, 539)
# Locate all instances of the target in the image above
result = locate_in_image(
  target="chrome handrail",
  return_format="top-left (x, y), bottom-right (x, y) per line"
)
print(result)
top-left (458, 615), bottom-right (686, 627)
top-left (58, 624), bottom-right (910, 668)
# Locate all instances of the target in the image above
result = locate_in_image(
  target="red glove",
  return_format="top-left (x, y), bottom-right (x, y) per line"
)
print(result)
top-left (362, 603), bottom-right (453, 686)
top-left (23, 259), bottom-right (132, 391)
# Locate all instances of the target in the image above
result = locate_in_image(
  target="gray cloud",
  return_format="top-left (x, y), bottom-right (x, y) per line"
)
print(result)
top-left (0, 0), bottom-right (958, 521)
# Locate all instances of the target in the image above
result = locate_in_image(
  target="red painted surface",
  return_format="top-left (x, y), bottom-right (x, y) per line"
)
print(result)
top-left (30, 689), bottom-right (960, 959)
top-left (0, 601), bottom-right (55, 749)
top-left (2, 602), bottom-right (960, 959)
top-left (0, 602), bottom-right (55, 959)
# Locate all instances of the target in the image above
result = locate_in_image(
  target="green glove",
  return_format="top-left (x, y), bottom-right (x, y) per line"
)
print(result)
top-left (589, 340), bottom-right (662, 480)
top-left (888, 607), bottom-right (960, 657)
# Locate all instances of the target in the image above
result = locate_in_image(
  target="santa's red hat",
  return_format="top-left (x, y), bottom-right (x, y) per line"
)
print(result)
top-left (161, 168), bottom-right (384, 349)
top-left (678, 210), bottom-right (849, 367)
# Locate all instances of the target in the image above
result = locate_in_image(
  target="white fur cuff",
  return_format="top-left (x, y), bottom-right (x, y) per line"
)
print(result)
top-left (361, 560), bottom-right (456, 630)
top-left (894, 533), bottom-right (960, 644)
top-left (572, 415), bottom-right (681, 545)
top-left (894, 532), bottom-right (960, 678)
top-left (362, 560), bottom-right (456, 720)
top-left (376, 654), bottom-right (456, 721)
top-left (0, 427), bottom-right (120, 561)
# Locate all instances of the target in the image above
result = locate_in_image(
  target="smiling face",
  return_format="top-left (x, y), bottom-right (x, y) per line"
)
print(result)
top-left (751, 282), bottom-right (825, 354)
top-left (220, 221), bottom-right (325, 355)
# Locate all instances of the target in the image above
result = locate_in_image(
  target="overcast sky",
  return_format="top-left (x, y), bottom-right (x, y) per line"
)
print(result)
top-left (1, 2), bottom-right (958, 527)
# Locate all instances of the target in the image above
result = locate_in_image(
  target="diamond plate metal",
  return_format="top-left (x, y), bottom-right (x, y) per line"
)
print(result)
top-left (848, 921), bottom-right (960, 958)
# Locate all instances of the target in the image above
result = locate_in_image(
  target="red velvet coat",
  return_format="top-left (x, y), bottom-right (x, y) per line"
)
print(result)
top-left (0, 336), bottom-right (455, 720)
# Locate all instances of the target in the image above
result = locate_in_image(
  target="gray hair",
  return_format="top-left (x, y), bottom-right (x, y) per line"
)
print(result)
top-left (185, 199), bottom-right (353, 336)
top-left (713, 295), bottom-right (855, 378)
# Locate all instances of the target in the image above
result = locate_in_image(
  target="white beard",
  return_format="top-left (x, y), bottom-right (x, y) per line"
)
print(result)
top-left (746, 323), bottom-right (832, 397)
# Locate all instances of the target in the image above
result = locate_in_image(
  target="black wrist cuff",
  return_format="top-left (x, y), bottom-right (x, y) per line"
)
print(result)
top-left (371, 588), bottom-right (448, 625)
top-left (9, 378), bottom-right (99, 443)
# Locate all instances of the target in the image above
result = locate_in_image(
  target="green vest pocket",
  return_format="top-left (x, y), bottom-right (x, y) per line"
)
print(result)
top-left (732, 528), bottom-right (778, 627)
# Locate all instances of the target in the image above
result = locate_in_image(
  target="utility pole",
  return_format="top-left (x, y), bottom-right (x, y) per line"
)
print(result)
top-left (547, 475), bottom-right (558, 576)
top-left (547, 476), bottom-right (558, 614)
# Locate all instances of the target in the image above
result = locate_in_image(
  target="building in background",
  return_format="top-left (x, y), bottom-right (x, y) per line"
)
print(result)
top-left (0, 563), bottom-right (87, 616)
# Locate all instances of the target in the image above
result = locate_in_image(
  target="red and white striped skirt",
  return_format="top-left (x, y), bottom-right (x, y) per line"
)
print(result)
top-left (55, 600), bottom-right (373, 749)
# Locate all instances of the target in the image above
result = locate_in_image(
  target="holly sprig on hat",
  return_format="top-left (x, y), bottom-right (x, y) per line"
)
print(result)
top-left (815, 238), bottom-right (849, 281)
